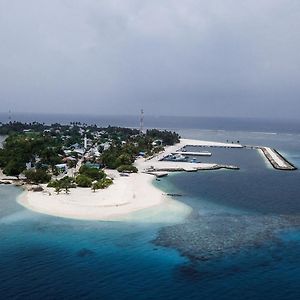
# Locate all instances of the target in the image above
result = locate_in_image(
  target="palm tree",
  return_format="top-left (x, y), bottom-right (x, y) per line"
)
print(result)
top-left (55, 186), bottom-right (61, 195)
top-left (64, 186), bottom-right (70, 194)
top-left (92, 182), bottom-right (99, 192)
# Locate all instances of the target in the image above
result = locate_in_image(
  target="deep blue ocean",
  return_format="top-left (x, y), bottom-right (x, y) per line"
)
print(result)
top-left (0, 115), bottom-right (300, 299)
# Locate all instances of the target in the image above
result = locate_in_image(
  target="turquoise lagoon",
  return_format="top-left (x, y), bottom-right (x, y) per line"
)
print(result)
top-left (0, 130), bottom-right (300, 299)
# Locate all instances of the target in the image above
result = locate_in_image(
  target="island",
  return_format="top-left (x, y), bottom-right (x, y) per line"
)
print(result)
top-left (0, 121), bottom-right (296, 221)
top-left (0, 121), bottom-right (188, 220)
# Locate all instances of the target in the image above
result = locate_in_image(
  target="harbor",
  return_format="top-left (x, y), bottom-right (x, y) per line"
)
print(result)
top-left (138, 138), bottom-right (242, 173)
top-left (140, 138), bottom-right (297, 174)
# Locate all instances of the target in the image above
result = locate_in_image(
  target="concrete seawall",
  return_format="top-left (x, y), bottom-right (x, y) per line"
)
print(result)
top-left (258, 147), bottom-right (297, 171)
top-left (145, 163), bottom-right (239, 173)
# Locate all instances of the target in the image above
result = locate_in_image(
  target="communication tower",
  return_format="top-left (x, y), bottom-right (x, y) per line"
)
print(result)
top-left (140, 109), bottom-right (144, 133)
top-left (8, 110), bottom-right (12, 122)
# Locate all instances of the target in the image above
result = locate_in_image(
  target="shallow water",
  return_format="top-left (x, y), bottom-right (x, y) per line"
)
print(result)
top-left (155, 130), bottom-right (300, 299)
top-left (0, 130), bottom-right (300, 299)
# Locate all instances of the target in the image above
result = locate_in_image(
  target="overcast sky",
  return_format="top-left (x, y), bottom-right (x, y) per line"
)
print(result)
top-left (0, 0), bottom-right (300, 119)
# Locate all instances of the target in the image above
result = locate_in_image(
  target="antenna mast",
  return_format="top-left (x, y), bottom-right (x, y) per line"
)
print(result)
top-left (8, 110), bottom-right (12, 122)
top-left (140, 109), bottom-right (144, 133)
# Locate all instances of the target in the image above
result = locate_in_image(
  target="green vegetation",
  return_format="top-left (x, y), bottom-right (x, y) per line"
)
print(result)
top-left (117, 165), bottom-right (138, 173)
top-left (76, 165), bottom-right (108, 188)
top-left (79, 165), bottom-right (106, 181)
top-left (24, 169), bottom-right (51, 184)
top-left (47, 176), bottom-right (76, 194)
top-left (101, 148), bottom-right (135, 169)
top-left (1, 160), bottom-right (25, 177)
top-left (92, 178), bottom-right (113, 191)
top-left (55, 186), bottom-right (62, 195)
top-left (100, 129), bottom-right (180, 171)
top-left (75, 174), bottom-right (92, 187)
top-left (0, 122), bottom-right (180, 182)
top-left (98, 178), bottom-right (113, 189)
top-left (0, 133), bottom-right (63, 176)
top-left (146, 129), bottom-right (180, 145)
top-left (0, 121), bottom-right (47, 135)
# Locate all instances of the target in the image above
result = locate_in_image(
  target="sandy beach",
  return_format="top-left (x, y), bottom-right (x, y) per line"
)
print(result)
top-left (18, 171), bottom-right (192, 221)
top-left (17, 138), bottom-right (240, 221)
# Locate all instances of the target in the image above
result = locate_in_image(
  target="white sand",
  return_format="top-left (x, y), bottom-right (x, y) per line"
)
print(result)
top-left (257, 149), bottom-right (273, 169)
top-left (18, 170), bottom-right (191, 222)
top-left (180, 138), bottom-right (242, 148)
top-left (17, 138), bottom-right (238, 221)
top-left (263, 147), bottom-right (288, 168)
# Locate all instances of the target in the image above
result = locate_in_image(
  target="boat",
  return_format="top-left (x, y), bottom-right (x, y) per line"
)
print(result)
top-left (166, 154), bottom-right (188, 162)
top-left (119, 173), bottom-right (129, 177)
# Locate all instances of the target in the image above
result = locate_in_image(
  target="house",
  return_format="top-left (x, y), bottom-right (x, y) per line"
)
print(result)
top-left (23, 129), bottom-right (32, 134)
top-left (63, 157), bottom-right (77, 162)
top-left (84, 162), bottom-right (101, 169)
top-left (26, 161), bottom-right (33, 170)
top-left (70, 143), bottom-right (81, 149)
top-left (55, 163), bottom-right (68, 173)
top-left (100, 142), bottom-right (110, 151)
top-left (73, 148), bottom-right (85, 156)
top-left (152, 139), bottom-right (163, 146)
top-left (64, 150), bottom-right (73, 155)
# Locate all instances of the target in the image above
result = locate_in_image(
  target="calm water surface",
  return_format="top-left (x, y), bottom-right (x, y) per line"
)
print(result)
top-left (0, 129), bottom-right (300, 299)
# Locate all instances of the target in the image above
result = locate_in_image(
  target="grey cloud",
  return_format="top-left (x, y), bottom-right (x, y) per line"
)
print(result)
top-left (0, 0), bottom-right (300, 119)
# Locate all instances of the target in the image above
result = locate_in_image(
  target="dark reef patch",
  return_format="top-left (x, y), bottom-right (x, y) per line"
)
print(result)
top-left (153, 214), bottom-right (300, 261)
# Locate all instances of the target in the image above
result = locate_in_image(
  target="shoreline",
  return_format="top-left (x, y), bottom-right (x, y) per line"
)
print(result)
top-left (14, 138), bottom-right (239, 221)
top-left (8, 137), bottom-right (295, 221)
top-left (17, 171), bottom-right (192, 222)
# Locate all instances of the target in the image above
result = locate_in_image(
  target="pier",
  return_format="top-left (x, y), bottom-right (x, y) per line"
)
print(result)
top-left (182, 143), bottom-right (243, 149)
top-left (144, 171), bottom-right (169, 178)
top-left (145, 163), bottom-right (239, 173)
top-left (258, 147), bottom-right (297, 171)
top-left (139, 138), bottom-right (297, 174)
top-left (173, 151), bottom-right (212, 156)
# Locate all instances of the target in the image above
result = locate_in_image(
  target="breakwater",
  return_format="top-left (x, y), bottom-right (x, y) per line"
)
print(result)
top-left (258, 147), bottom-right (297, 171)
